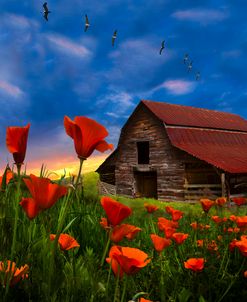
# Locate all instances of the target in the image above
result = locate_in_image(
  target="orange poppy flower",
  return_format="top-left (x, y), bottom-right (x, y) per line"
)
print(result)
top-left (144, 203), bottom-right (159, 213)
top-left (20, 174), bottom-right (68, 219)
top-left (150, 234), bottom-right (171, 252)
top-left (184, 258), bottom-right (205, 272)
top-left (0, 168), bottom-right (14, 189)
top-left (215, 197), bottom-right (227, 207)
top-left (165, 206), bottom-right (183, 221)
top-left (6, 124), bottom-right (30, 166)
top-left (244, 271), bottom-right (247, 278)
top-left (64, 116), bottom-right (113, 160)
top-left (235, 239), bottom-right (247, 257)
top-left (197, 239), bottom-right (204, 248)
top-left (50, 234), bottom-right (80, 251)
top-left (235, 216), bottom-right (247, 228)
top-left (163, 227), bottom-right (177, 239)
top-left (231, 197), bottom-right (246, 206)
top-left (110, 224), bottom-right (141, 243)
top-left (106, 246), bottom-right (151, 278)
top-left (100, 217), bottom-right (110, 230)
top-left (139, 298), bottom-right (153, 302)
top-left (172, 233), bottom-right (189, 245)
top-left (0, 260), bottom-right (29, 287)
top-left (229, 239), bottom-right (238, 252)
top-left (200, 199), bottom-right (214, 213)
top-left (190, 222), bottom-right (198, 230)
top-left (158, 217), bottom-right (179, 230)
top-left (101, 196), bottom-right (132, 227)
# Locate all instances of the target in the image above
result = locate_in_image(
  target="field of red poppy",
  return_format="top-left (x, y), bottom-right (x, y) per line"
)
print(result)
top-left (0, 117), bottom-right (247, 302)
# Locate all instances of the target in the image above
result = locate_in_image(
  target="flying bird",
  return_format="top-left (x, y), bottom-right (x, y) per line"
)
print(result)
top-left (43, 2), bottom-right (51, 21)
top-left (196, 71), bottom-right (201, 81)
top-left (183, 53), bottom-right (189, 64)
top-left (159, 40), bottom-right (165, 55)
top-left (187, 60), bottom-right (193, 72)
top-left (84, 14), bottom-right (90, 32)
top-left (112, 30), bottom-right (117, 47)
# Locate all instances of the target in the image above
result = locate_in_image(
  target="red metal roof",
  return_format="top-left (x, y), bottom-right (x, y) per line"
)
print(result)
top-left (142, 100), bottom-right (247, 131)
top-left (166, 127), bottom-right (247, 173)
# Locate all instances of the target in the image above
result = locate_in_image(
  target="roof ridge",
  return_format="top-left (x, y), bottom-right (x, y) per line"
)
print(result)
top-left (141, 99), bottom-right (245, 119)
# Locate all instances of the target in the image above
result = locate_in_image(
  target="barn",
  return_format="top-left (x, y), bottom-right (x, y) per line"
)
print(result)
top-left (96, 100), bottom-right (247, 202)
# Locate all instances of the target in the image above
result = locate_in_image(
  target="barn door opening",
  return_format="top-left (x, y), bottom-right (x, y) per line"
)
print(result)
top-left (134, 171), bottom-right (157, 199)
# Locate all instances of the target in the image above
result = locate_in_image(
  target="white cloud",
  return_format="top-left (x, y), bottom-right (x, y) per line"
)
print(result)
top-left (0, 80), bottom-right (23, 98)
top-left (5, 13), bottom-right (40, 29)
top-left (154, 79), bottom-right (196, 95)
top-left (172, 9), bottom-right (228, 24)
top-left (46, 34), bottom-right (92, 58)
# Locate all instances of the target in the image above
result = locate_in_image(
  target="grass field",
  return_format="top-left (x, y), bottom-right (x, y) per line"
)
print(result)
top-left (0, 170), bottom-right (247, 302)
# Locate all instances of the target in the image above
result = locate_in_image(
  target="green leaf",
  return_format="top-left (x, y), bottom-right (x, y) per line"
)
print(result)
top-left (62, 216), bottom-right (78, 233)
top-left (178, 288), bottom-right (193, 302)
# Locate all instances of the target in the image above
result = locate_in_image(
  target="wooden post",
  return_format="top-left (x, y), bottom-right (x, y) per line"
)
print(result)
top-left (221, 173), bottom-right (226, 197)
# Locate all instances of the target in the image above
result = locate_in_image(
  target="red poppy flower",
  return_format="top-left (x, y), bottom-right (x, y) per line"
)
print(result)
top-left (244, 271), bottom-right (247, 278)
top-left (20, 174), bottom-right (68, 219)
top-left (229, 239), bottom-right (238, 252)
top-left (0, 168), bottom-right (14, 189)
top-left (215, 197), bottom-right (227, 207)
top-left (184, 258), bottom-right (205, 272)
top-left (0, 260), bottom-right (29, 287)
top-left (100, 217), bottom-right (110, 230)
top-left (158, 217), bottom-right (179, 230)
top-left (190, 222), bottom-right (198, 230)
top-left (235, 216), bottom-right (247, 228)
top-left (139, 298), bottom-right (153, 302)
top-left (235, 239), bottom-right (247, 257)
top-left (110, 224), bottom-right (141, 243)
top-left (163, 227), bottom-right (177, 239)
top-left (6, 124), bottom-right (30, 166)
top-left (231, 197), bottom-right (246, 206)
top-left (200, 199), bottom-right (214, 213)
top-left (106, 246), bottom-right (151, 278)
top-left (197, 239), bottom-right (204, 248)
top-left (172, 233), bottom-right (189, 245)
top-left (150, 234), bottom-right (171, 252)
top-left (101, 196), bottom-right (132, 227)
top-left (50, 234), bottom-right (80, 251)
top-left (64, 116), bottom-right (113, 159)
top-left (144, 203), bottom-right (159, 213)
top-left (165, 206), bottom-right (183, 221)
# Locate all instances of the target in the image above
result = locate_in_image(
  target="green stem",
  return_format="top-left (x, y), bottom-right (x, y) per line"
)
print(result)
top-left (160, 254), bottom-right (166, 302)
top-left (100, 231), bottom-right (112, 267)
top-left (120, 275), bottom-right (127, 302)
top-left (75, 158), bottom-right (85, 200)
top-left (113, 270), bottom-right (120, 302)
top-left (5, 165), bottom-right (22, 298)
top-left (217, 258), bottom-right (246, 302)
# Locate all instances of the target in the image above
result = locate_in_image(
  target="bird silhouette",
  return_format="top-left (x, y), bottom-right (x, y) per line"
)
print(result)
top-left (112, 30), bottom-right (117, 47)
top-left (187, 60), bottom-right (193, 72)
top-left (43, 2), bottom-right (51, 21)
top-left (84, 14), bottom-right (90, 32)
top-left (159, 40), bottom-right (165, 55)
top-left (184, 53), bottom-right (189, 64)
top-left (195, 71), bottom-right (201, 81)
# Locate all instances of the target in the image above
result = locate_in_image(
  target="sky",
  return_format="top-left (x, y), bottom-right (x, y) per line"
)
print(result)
top-left (0, 0), bottom-right (247, 177)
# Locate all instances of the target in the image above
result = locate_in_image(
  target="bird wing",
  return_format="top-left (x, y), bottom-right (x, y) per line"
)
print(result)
top-left (85, 14), bottom-right (89, 24)
top-left (43, 2), bottom-right (48, 11)
top-left (161, 40), bottom-right (165, 48)
top-left (44, 12), bottom-right (48, 21)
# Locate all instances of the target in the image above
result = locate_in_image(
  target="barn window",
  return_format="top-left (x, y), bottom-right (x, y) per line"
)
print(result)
top-left (137, 141), bottom-right (149, 164)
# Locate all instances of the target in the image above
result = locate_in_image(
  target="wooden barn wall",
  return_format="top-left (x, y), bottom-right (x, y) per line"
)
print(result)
top-left (115, 105), bottom-right (190, 201)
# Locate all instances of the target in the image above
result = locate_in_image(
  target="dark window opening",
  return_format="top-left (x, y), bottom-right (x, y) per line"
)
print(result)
top-left (137, 141), bottom-right (149, 164)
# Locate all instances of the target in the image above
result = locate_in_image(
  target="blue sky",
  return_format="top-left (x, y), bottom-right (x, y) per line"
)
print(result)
top-left (0, 0), bottom-right (247, 175)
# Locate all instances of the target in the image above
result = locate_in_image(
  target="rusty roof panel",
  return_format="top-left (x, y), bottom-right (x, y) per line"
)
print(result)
top-left (142, 100), bottom-right (247, 131)
top-left (166, 127), bottom-right (247, 173)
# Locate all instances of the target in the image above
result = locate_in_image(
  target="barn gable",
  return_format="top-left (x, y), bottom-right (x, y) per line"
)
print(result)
top-left (97, 100), bottom-right (247, 202)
